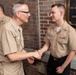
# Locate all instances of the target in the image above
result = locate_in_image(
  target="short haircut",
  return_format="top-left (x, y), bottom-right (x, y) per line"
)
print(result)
top-left (0, 4), bottom-right (5, 13)
top-left (11, 2), bottom-right (25, 15)
top-left (51, 4), bottom-right (65, 13)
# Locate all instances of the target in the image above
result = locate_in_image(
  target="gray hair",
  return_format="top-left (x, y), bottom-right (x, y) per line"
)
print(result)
top-left (12, 3), bottom-right (24, 15)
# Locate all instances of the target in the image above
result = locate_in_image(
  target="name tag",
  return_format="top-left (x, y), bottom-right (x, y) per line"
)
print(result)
top-left (47, 34), bottom-right (54, 37)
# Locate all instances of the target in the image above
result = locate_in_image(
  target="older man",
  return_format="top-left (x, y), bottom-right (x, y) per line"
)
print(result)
top-left (0, 2), bottom-right (40, 75)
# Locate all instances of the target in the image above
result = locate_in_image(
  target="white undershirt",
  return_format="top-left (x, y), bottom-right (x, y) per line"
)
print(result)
top-left (55, 26), bottom-right (61, 32)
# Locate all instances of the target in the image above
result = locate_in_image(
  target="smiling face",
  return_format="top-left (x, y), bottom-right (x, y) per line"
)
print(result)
top-left (49, 4), bottom-right (65, 25)
top-left (50, 6), bottom-right (61, 23)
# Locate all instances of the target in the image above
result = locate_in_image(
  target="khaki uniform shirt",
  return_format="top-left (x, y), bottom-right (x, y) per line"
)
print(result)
top-left (0, 19), bottom-right (24, 75)
top-left (44, 21), bottom-right (76, 58)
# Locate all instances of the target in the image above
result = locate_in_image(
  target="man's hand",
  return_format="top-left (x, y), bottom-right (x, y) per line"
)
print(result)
top-left (27, 57), bottom-right (34, 64)
top-left (56, 66), bottom-right (64, 74)
top-left (33, 51), bottom-right (42, 60)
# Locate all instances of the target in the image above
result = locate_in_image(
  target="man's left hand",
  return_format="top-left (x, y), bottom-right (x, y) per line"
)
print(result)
top-left (56, 66), bottom-right (64, 74)
top-left (27, 57), bottom-right (34, 64)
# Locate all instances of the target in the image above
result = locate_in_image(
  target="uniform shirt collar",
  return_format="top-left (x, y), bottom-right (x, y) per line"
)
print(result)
top-left (60, 21), bottom-right (68, 31)
top-left (52, 21), bottom-right (68, 33)
top-left (11, 19), bottom-right (22, 32)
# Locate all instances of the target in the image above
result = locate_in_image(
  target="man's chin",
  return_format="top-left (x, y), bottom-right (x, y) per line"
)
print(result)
top-left (50, 20), bottom-right (55, 23)
top-left (25, 20), bottom-right (28, 23)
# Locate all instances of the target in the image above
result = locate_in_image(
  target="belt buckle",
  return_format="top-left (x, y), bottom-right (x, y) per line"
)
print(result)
top-left (54, 58), bottom-right (57, 61)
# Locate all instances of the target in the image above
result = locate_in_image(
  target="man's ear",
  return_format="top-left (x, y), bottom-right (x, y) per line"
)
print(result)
top-left (60, 10), bottom-right (64, 16)
top-left (16, 12), bottom-right (21, 17)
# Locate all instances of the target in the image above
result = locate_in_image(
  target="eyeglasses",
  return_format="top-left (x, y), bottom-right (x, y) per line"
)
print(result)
top-left (19, 11), bottom-right (30, 14)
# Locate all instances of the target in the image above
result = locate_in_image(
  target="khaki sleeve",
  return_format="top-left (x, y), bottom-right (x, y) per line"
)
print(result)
top-left (1, 27), bottom-right (17, 55)
top-left (69, 28), bottom-right (76, 51)
top-left (44, 35), bottom-right (49, 44)
top-left (44, 28), bottom-right (50, 45)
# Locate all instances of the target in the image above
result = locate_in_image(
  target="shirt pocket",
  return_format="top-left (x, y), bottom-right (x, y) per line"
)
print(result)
top-left (57, 36), bottom-right (68, 44)
top-left (14, 35), bottom-right (21, 46)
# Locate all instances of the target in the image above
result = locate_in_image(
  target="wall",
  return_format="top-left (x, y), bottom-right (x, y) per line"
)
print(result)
top-left (22, 0), bottom-right (40, 49)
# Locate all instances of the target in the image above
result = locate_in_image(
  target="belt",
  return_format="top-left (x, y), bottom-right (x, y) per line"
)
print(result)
top-left (50, 55), bottom-right (68, 61)
top-left (53, 57), bottom-right (57, 61)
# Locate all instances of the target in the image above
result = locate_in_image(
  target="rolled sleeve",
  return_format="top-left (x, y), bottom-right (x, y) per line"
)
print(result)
top-left (69, 28), bottom-right (76, 51)
top-left (1, 27), bottom-right (17, 55)
top-left (44, 36), bottom-right (49, 44)
top-left (44, 28), bottom-right (50, 45)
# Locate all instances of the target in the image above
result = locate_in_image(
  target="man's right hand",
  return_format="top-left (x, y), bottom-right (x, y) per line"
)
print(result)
top-left (33, 51), bottom-right (42, 60)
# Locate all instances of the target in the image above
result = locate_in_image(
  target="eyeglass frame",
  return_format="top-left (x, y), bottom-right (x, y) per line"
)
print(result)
top-left (19, 11), bottom-right (30, 14)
